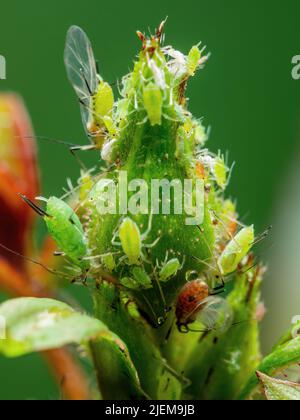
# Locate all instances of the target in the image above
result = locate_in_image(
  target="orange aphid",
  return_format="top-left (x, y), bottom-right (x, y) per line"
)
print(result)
top-left (176, 279), bottom-right (209, 331)
top-left (228, 219), bottom-right (238, 236)
top-left (196, 161), bottom-right (206, 179)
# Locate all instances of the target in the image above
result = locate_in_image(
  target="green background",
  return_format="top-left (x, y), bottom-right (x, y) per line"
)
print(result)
top-left (0, 0), bottom-right (300, 399)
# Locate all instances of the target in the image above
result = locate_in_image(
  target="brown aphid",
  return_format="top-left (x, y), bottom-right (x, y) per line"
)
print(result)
top-left (176, 279), bottom-right (210, 332)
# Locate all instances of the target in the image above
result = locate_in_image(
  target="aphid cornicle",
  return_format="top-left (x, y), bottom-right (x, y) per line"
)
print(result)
top-left (64, 25), bottom-right (115, 151)
top-left (21, 195), bottom-right (89, 271)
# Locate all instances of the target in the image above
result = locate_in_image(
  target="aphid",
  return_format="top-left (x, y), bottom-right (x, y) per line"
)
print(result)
top-left (101, 253), bottom-right (116, 273)
top-left (64, 25), bottom-right (115, 151)
top-left (217, 226), bottom-right (254, 276)
top-left (142, 83), bottom-right (163, 126)
top-left (196, 161), bottom-right (206, 180)
top-left (176, 279), bottom-right (232, 333)
top-left (21, 195), bottom-right (89, 272)
top-left (159, 258), bottom-right (181, 282)
top-left (136, 18), bottom-right (167, 54)
top-left (197, 153), bottom-right (228, 190)
top-left (186, 46), bottom-right (201, 76)
top-left (132, 266), bottom-right (152, 288)
top-left (220, 200), bottom-right (238, 238)
top-left (120, 267), bottom-right (152, 291)
top-left (193, 225), bottom-right (254, 289)
top-left (213, 155), bottom-right (228, 190)
top-left (112, 215), bottom-right (159, 265)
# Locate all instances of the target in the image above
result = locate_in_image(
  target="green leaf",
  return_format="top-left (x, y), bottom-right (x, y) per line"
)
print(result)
top-left (257, 371), bottom-right (300, 400)
top-left (0, 297), bottom-right (108, 357)
top-left (93, 282), bottom-right (183, 399)
top-left (274, 319), bottom-right (300, 348)
top-left (240, 336), bottom-right (300, 399)
top-left (183, 264), bottom-right (263, 400)
top-left (91, 332), bottom-right (148, 400)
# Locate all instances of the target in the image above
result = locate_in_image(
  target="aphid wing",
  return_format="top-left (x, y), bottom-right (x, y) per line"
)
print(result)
top-left (195, 296), bottom-right (233, 333)
top-left (79, 99), bottom-right (94, 138)
top-left (64, 26), bottom-right (98, 100)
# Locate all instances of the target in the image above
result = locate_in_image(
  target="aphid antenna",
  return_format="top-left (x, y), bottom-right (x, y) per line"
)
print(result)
top-left (191, 236), bottom-right (226, 289)
top-left (19, 134), bottom-right (92, 171)
top-left (211, 210), bottom-right (239, 243)
top-left (0, 243), bottom-right (72, 280)
top-left (191, 254), bottom-right (216, 272)
top-left (152, 271), bottom-right (168, 314)
top-left (226, 160), bottom-right (236, 188)
top-left (19, 194), bottom-right (50, 218)
top-left (252, 225), bottom-right (272, 246)
top-left (139, 291), bottom-right (162, 327)
top-left (16, 135), bottom-right (80, 149)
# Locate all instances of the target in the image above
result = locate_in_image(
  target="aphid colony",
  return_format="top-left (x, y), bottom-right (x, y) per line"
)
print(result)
top-left (20, 22), bottom-right (257, 333)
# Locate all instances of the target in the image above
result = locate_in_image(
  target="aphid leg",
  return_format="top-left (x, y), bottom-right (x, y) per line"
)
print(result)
top-left (53, 251), bottom-right (65, 257)
top-left (165, 321), bottom-right (175, 341)
top-left (140, 292), bottom-right (163, 327)
top-left (141, 211), bottom-right (155, 241)
top-left (111, 231), bottom-right (121, 247)
top-left (185, 326), bottom-right (214, 334)
top-left (177, 323), bottom-right (189, 334)
top-left (152, 272), bottom-right (169, 316)
top-left (144, 236), bottom-right (161, 249)
top-left (136, 115), bottom-right (149, 126)
top-left (210, 286), bottom-right (225, 296)
top-left (69, 146), bottom-right (89, 171)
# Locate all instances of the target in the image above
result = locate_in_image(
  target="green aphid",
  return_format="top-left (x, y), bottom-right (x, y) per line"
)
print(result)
top-left (118, 218), bottom-right (142, 265)
top-left (213, 156), bottom-right (228, 190)
top-left (142, 83), bottom-right (163, 126)
top-left (132, 267), bottom-right (152, 289)
top-left (187, 46), bottom-right (201, 76)
top-left (218, 226), bottom-right (254, 275)
top-left (120, 267), bottom-right (152, 291)
top-left (44, 197), bottom-right (89, 271)
top-left (101, 253), bottom-right (116, 273)
top-left (113, 216), bottom-right (159, 266)
top-left (159, 258), bottom-right (181, 282)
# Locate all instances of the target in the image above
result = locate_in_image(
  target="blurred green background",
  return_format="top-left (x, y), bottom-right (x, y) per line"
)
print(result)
top-left (0, 0), bottom-right (300, 399)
